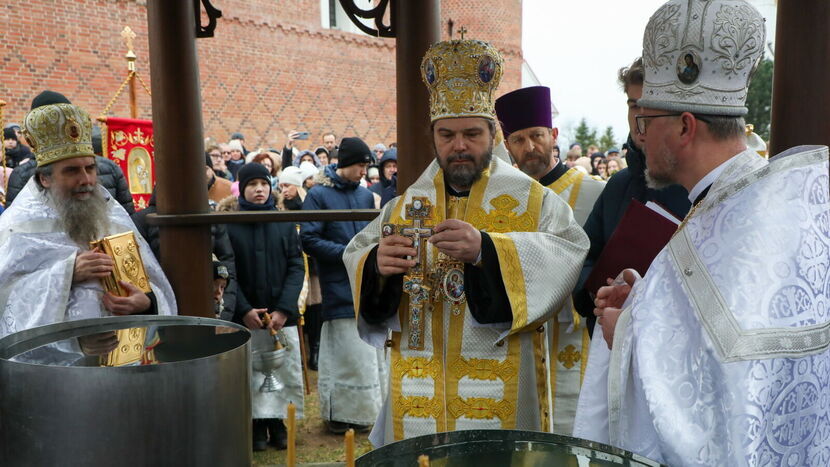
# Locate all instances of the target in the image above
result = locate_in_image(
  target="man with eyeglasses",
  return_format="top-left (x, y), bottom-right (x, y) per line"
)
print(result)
top-left (575, 1), bottom-right (830, 465)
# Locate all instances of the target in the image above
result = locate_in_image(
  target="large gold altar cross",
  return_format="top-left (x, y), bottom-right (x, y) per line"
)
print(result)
top-left (383, 197), bottom-right (434, 350)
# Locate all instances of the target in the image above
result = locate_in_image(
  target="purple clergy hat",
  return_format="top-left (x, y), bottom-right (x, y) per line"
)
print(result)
top-left (494, 86), bottom-right (552, 137)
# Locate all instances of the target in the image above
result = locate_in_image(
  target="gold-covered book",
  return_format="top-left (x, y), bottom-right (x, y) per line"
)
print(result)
top-left (89, 231), bottom-right (152, 296)
top-left (89, 231), bottom-right (151, 367)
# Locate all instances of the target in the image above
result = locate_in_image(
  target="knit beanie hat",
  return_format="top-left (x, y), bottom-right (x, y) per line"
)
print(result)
top-left (337, 137), bottom-right (373, 168)
top-left (299, 161), bottom-right (319, 181)
top-left (236, 163), bottom-right (270, 192)
top-left (3, 127), bottom-right (17, 141)
top-left (280, 166), bottom-right (305, 187)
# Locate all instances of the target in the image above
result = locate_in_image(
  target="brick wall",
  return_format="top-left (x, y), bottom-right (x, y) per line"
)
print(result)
top-left (1, 0), bottom-right (522, 154)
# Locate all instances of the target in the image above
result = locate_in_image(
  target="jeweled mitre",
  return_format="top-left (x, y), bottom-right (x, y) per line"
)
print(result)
top-left (23, 103), bottom-right (95, 167)
top-left (421, 39), bottom-right (504, 122)
top-left (639, 0), bottom-right (766, 116)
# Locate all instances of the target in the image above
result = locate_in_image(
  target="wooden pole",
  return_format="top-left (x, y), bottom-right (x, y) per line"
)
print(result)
top-left (769, 1), bottom-right (830, 155)
top-left (146, 0), bottom-right (212, 317)
top-left (393, 0), bottom-right (441, 193)
top-left (128, 76), bottom-right (138, 119)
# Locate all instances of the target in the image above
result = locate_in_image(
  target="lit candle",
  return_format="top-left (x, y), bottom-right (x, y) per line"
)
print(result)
top-left (286, 402), bottom-right (296, 467)
top-left (345, 428), bottom-right (355, 467)
top-left (418, 454), bottom-right (430, 466)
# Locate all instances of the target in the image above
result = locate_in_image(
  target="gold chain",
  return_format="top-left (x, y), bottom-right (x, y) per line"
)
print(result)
top-left (672, 199), bottom-right (703, 238)
top-left (134, 72), bottom-right (153, 97)
top-left (100, 71), bottom-right (135, 118)
top-left (99, 71), bottom-right (152, 119)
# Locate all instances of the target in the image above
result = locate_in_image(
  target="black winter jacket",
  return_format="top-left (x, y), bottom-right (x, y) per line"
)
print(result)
top-left (224, 197), bottom-right (305, 325)
top-left (4, 144), bottom-right (34, 169)
top-left (5, 156), bottom-right (135, 214)
top-left (300, 164), bottom-right (374, 321)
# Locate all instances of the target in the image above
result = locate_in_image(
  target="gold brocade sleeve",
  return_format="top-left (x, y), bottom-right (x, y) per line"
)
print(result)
top-left (488, 190), bottom-right (590, 336)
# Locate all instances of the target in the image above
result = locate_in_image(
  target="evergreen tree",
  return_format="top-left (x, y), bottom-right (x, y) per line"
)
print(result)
top-left (599, 126), bottom-right (616, 152)
top-left (746, 58), bottom-right (773, 141)
top-left (573, 118), bottom-right (598, 153)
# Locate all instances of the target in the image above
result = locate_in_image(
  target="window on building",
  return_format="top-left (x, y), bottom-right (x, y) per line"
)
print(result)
top-left (320, 0), bottom-right (374, 35)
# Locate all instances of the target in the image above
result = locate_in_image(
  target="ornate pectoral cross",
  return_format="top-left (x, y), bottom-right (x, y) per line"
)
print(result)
top-left (383, 197), bottom-right (434, 350)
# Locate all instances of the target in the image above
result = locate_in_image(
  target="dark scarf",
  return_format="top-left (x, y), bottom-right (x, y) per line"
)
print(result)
top-left (227, 158), bottom-right (245, 179)
top-left (283, 196), bottom-right (303, 211)
top-left (238, 193), bottom-right (276, 211)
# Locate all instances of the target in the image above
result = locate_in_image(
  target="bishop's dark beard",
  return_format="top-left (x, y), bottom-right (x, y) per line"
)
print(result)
top-left (439, 144), bottom-right (494, 190)
top-left (50, 185), bottom-right (111, 246)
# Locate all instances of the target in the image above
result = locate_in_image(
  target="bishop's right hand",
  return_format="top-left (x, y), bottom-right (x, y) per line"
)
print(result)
top-left (377, 235), bottom-right (417, 277)
top-left (73, 249), bottom-right (114, 284)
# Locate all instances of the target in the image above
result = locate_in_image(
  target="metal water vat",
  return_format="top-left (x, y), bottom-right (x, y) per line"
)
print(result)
top-left (357, 429), bottom-right (665, 466)
top-left (0, 315), bottom-right (251, 467)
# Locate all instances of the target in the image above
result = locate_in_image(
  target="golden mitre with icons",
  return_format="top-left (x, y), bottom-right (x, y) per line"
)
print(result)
top-left (22, 103), bottom-right (95, 167)
top-left (89, 231), bottom-right (153, 367)
top-left (421, 39), bottom-right (504, 122)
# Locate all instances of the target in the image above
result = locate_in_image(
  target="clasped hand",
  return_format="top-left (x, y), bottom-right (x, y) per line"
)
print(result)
top-left (376, 219), bottom-right (481, 277)
top-left (243, 309), bottom-right (288, 332)
top-left (103, 281), bottom-right (151, 315)
top-left (593, 268), bottom-right (639, 349)
top-left (75, 250), bottom-right (151, 315)
top-left (74, 249), bottom-right (114, 284)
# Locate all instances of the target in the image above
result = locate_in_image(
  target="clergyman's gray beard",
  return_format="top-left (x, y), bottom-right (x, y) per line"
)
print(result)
top-left (441, 148), bottom-right (493, 189)
top-left (50, 186), bottom-right (111, 245)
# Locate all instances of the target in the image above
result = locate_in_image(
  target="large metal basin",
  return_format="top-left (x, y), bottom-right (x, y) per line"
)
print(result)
top-left (357, 429), bottom-right (664, 466)
top-left (0, 315), bottom-right (251, 467)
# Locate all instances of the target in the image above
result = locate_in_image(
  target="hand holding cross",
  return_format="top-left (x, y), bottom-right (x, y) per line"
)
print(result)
top-left (376, 197), bottom-right (434, 277)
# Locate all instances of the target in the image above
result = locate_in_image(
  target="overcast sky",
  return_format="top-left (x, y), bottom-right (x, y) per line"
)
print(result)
top-left (521, 0), bottom-right (777, 149)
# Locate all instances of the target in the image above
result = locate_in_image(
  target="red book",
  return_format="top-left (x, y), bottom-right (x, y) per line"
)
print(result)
top-left (584, 199), bottom-right (680, 297)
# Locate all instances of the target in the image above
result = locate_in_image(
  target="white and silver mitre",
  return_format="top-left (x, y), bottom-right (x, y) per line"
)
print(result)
top-left (638, 0), bottom-right (766, 116)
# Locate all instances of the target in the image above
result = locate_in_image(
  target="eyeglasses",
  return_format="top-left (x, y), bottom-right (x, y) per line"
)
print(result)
top-left (221, 151), bottom-right (232, 155)
top-left (634, 113), bottom-right (713, 135)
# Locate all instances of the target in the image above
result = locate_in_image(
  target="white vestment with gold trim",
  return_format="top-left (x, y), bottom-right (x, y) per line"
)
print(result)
top-left (574, 147), bottom-right (830, 466)
top-left (344, 157), bottom-right (589, 446)
top-left (544, 167), bottom-right (604, 434)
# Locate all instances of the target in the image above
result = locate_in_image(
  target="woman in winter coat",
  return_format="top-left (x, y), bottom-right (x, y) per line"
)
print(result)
top-left (219, 163), bottom-right (305, 452)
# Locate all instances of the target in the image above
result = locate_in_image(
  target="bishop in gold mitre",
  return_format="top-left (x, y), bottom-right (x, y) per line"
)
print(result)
top-left (0, 91), bottom-right (176, 349)
top-left (344, 39), bottom-right (589, 445)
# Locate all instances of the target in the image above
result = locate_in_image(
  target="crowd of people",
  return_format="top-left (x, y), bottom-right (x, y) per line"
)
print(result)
top-left (0, 0), bottom-right (827, 465)
top-left (560, 143), bottom-right (627, 181)
top-left (200, 130), bottom-right (399, 209)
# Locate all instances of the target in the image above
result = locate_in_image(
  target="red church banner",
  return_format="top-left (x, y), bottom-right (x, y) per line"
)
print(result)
top-left (104, 117), bottom-right (155, 211)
